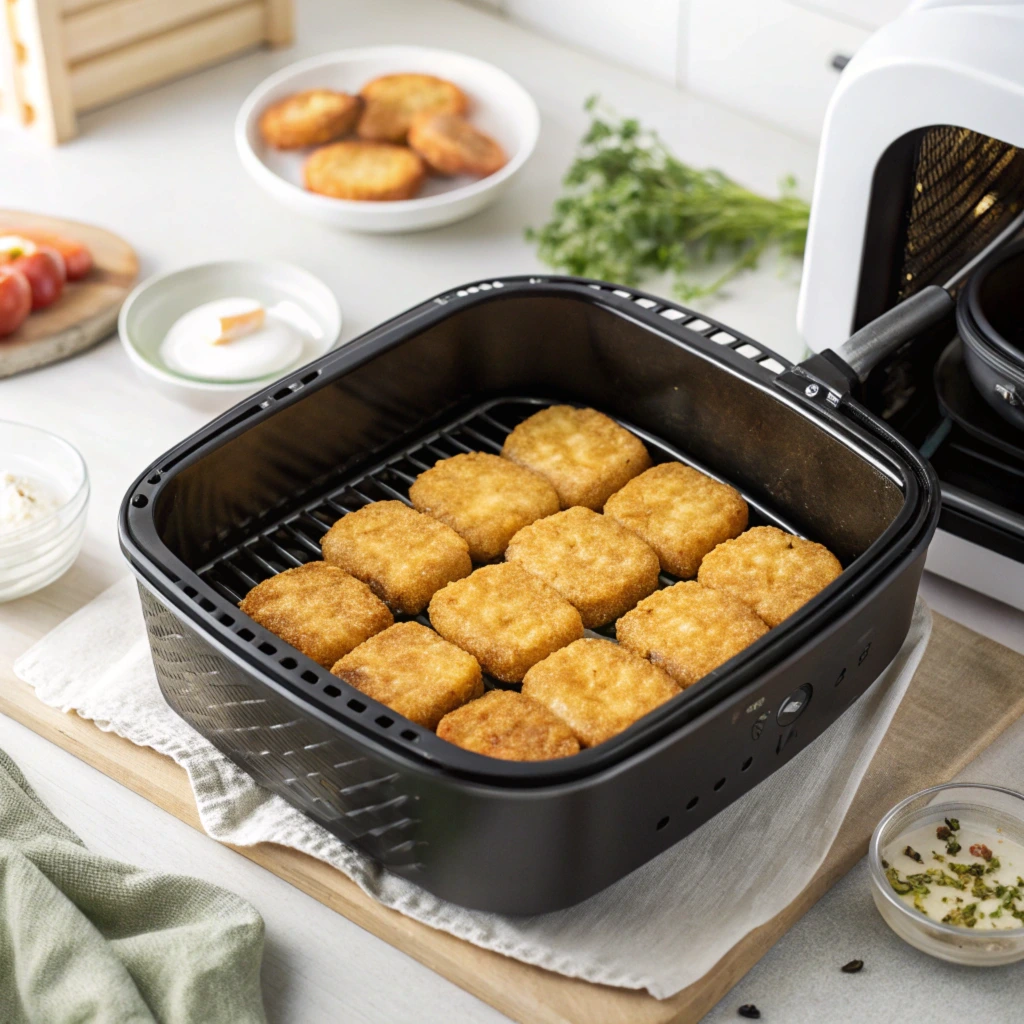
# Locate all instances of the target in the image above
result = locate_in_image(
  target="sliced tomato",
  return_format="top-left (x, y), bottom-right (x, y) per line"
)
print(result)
top-left (0, 266), bottom-right (31, 337)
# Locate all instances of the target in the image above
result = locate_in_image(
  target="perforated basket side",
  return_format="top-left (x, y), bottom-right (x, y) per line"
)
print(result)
top-left (138, 582), bottom-right (423, 867)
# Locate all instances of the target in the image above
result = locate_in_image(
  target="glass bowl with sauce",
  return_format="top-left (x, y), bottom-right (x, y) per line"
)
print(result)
top-left (0, 421), bottom-right (89, 602)
top-left (869, 783), bottom-right (1024, 966)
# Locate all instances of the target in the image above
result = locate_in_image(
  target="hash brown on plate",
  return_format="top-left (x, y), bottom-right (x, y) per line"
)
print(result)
top-left (505, 506), bottom-right (660, 628)
top-left (357, 73), bottom-right (468, 143)
top-left (320, 500), bottom-right (471, 614)
top-left (697, 525), bottom-right (843, 626)
top-left (501, 405), bottom-right (651, 510)
top-left (331, 622), bottom-right (482, 729)
top-left (428, 562), bottom-right (584, 683)
top-left (616, 580), bottom-right (768, 687)
top-left (303, 141), bottom-right (426, 201)
top-left (258, 89), bottom-right (362, 149)
top-left (409, 451), bottom-right (559, 562)
top-left (437, 690), bottom-right (580, 761)
top-left (238, 561), bottom-right (393, 668)
top-left (522, 638), bottom-right (680, 747)
top-left (604, 463), bottom-right (748, 578)
top-left (408, 112), bottom-right (507, 176)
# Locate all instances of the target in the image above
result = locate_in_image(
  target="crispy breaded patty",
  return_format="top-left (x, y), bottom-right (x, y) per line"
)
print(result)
top-left (697, 525), bottom-right (843, 627)
top-left (409, 452), bottom-right (559, 562)
top-left (616, 580), bottom-right (768, 687)
top-left (407, 113), bottom-right (507, 176)
top-left (428, 563), bottom-right (584, 683)
top-left (522, 638), bottom-right (680, 747)
top-left (604, 463), bottom-right (748, 578)
top-left (320, 500), bottom-right (471, 615)
top-left (331, 621), bottom-right (482, 729)
top-left (437, 690), bottom-right (580, 761)
top-left (505, 506), bottom-right (660, 628)
top-left (357, 73), bottom-right (468, 143)
top-left (258, 89), bottom-right (362, 149)
top-left (303, 141), bottom-right (425, 201)
top-left (501, 405), bottom-right (651, 510)
top-left (239, 562), bottom-right (393, 668)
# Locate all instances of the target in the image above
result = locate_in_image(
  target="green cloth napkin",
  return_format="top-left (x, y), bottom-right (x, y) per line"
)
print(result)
top-left (0, 749), bottom-right (266, 1024)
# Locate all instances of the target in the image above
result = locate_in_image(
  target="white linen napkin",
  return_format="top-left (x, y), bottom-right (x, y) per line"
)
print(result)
top-left (13, 577), bottom-right (930, 998)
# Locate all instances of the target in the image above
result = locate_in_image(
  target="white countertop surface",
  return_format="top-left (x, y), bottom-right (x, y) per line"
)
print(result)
top-left (2, 0), bottom-right (1023, 1021)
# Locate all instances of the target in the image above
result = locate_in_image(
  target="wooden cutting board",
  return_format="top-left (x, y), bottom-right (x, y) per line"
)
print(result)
top-left (0, 210), bottom-right (138, 377)
top-left (1, 609), bottom-right (1023, 1024)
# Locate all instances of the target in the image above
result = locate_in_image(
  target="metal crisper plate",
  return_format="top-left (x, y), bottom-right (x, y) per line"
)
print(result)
top-left (197, 396), bottom-right (803, 694)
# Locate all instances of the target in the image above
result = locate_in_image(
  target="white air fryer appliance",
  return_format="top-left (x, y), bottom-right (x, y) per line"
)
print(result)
top-left (799, 0), bottom-right (1024, 610)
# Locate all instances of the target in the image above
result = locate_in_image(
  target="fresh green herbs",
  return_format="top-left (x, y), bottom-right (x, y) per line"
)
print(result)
top-left (526, 97), bottom-right (810, 300)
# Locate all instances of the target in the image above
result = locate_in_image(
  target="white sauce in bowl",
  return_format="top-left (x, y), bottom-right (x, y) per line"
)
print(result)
top-left (884, 819), bottom-right (1024, 929)
top-left (0, 472), bottom-right (61, 535)
top-left (160, 297), bottom-right (305, 381)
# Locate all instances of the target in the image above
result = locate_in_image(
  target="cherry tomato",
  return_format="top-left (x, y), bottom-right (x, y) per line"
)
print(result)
top-left (0, 266), bottom-right (31, 337)
top-left (18, 231), bottom-right (92, 280)
top-left (12, 246), bottom-right (66, 310)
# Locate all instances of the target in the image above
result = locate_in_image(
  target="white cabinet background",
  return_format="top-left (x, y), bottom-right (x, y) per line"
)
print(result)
top-left (459, 0), bottom-right (910, 139)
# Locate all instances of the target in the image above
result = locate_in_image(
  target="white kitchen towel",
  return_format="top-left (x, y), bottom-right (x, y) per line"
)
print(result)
top-left (14, 577), bottom-right (931, 999)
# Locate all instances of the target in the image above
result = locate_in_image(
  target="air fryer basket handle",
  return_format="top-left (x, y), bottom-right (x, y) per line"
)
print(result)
top-left (830, 285), bottom-right (955, 384)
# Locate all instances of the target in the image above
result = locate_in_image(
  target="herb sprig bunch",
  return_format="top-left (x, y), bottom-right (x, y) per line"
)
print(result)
top-left (527, 97), bottom-right (811, 300)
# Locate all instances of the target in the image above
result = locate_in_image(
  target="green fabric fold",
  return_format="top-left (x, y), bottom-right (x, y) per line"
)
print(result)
top-left (0, 749), bottom-right (266, 1024)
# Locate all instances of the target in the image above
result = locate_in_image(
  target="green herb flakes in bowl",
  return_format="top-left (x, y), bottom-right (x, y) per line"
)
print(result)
top-left (869, 783), bottom-right (1024, 966)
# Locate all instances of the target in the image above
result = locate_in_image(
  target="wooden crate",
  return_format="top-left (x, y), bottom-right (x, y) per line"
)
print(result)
top-left (0, 0), bottom-right (293, 143)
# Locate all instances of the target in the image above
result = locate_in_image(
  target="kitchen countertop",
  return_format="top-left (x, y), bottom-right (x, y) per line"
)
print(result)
top-left (2, 0), bottom-right (1023, 1021)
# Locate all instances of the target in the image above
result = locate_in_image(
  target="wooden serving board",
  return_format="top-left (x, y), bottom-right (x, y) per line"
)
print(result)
top-left (0, 210), bottom-right (138, 377)
top-left (2, 610), bottom-right (1024, 1024)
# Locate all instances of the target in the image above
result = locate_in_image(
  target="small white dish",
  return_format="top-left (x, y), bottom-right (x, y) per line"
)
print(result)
top-left (869, 783), bottom-right (1024, 966)
top-left (0, 421), bottom-right (89, 602)
top-left (235, 46), bottom-right (540, 233)
top-left (118, 260), bottom-right (342, 406)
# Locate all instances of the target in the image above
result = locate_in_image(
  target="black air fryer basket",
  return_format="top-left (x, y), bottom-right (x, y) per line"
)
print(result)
top-left (120, 277), bottom-right (938, 914)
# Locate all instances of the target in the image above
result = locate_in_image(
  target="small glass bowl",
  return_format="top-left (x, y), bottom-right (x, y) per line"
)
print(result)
top-left (0, 421), bottom-right (89, 602)
top-left (869, 783), bottom-right (1024, 966)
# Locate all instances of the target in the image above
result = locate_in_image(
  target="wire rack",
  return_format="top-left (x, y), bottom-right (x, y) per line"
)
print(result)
top-left (197, 396), bottom-right (799, 680)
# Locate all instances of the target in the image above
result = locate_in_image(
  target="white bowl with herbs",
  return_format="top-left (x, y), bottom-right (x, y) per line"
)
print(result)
top-left (870, 783), bottom-right (1024, 966)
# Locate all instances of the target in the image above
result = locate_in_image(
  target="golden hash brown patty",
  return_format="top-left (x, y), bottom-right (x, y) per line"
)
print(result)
top-left (357, 73), bottom-right (468, 143)
top-left (303, 141), bottom-right (425, 201)
top-left (428, 563), bottom-right (584, 683)
top-left (616, 581), bottom-right (768, 688)
top-left (407, 112), bottom-right (507, 176)
top-left (697, 525), bottom-right (843, 627)
top-left (505, 506), bottom-right (660, 628)
top-left (239, 562), bottom-right (393, 668)
top-left (437, 690), bottom-right (580, 761)
top-left (258, 89), bottom-right (362, 149)
top-left (501, 405), bottom-right (651, 510)
top-left (522, 639), bottom-right (680, 748)
top-left (604, 463), bottom-right (748, 578)
top-left (320, 500), bottom-right (471, 614)
top-left (331, 621), bottom-right (482, 730)
top-left (409, 451), bottom-right (559, 562)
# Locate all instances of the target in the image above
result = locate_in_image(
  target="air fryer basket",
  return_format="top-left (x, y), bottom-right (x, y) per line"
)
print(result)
top-left (121, 277), bottom-right (938, 913)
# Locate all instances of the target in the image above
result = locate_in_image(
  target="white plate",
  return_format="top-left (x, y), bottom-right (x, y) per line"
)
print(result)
top-left (118, 260), bottom-right (342, 406)
top-left (235, 46), bottom-right (540, 233)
